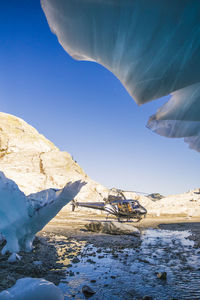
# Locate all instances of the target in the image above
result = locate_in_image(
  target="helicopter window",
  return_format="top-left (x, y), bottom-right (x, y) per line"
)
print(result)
top-left (117, 202), bottom-right (127, 212)
top-left (117, 203), bottom-right (122, 210)
top-left (131, 201), bottom-right (140, 209)
top-left (117, 203), bottom-right (124, 211)
top-left (127, 203), bottom-right (133, 212)
top-left (117, 201), bottom-right (142, 213)
top-left (117, 202), bottom-right (133, 212)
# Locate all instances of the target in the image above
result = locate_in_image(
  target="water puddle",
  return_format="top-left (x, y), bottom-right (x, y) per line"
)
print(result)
top-left (59, 229), bottom-right (200, 299)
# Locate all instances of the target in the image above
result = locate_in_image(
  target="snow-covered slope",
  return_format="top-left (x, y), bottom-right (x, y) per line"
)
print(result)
top-left (123, 189), bottom-right (200, 218)
top-left (41, 0), bottom-right (200, 152)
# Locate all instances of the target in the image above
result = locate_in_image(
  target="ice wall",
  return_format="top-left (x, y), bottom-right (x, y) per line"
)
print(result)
top-left (0, 171), bottom-right (84, 254)
top-left (41, 0), bottom-right (200, 152)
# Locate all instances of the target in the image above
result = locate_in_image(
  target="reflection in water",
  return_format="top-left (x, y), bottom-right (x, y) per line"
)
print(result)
top-left (59, 229), bottom-right (200, 299)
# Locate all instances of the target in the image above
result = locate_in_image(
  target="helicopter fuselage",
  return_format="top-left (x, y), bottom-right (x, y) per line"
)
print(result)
top-left (71, 199), bottom-right (147, 222)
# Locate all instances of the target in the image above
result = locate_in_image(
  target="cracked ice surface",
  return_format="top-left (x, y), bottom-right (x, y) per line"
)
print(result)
top-left (41, 0), bottom-right (200, 152)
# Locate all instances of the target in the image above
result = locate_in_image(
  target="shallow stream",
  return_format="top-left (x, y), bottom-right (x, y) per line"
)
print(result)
top-left (59, 229), bottom-right (200, 300)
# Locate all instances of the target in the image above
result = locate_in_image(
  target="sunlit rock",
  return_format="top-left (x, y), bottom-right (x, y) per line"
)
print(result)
top-left (0, 112), bottom-right (110, 213)
top-left (85, 221), bottom-right (140, 236)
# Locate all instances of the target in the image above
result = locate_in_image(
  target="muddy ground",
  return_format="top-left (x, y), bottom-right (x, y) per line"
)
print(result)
top-left (1, 212), bottom-right (200, 296)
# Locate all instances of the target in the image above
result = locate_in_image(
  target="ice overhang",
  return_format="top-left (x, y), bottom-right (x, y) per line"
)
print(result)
top-left (41, 0), bottom-right (200, 152)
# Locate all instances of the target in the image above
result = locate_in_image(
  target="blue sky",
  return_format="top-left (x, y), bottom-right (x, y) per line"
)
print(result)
top-left (0, 0), bottom-right (199, 195)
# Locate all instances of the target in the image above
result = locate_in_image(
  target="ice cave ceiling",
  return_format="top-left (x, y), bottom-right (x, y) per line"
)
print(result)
top-left (41, 0), bottom-right (200, 152)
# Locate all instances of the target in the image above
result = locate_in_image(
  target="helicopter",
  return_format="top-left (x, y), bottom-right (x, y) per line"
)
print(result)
top-left (71, 192), bottom-right (147, 222)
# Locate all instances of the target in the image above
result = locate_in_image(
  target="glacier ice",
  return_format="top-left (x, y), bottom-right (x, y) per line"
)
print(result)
top-left (0, 278), bottom-right (64, 300)
top-left (41, 0), bottom-right (200, 152)
top-left (0, 171), bottom-right (85, 254)
top-left (7, 253), bottom-right (21, 263)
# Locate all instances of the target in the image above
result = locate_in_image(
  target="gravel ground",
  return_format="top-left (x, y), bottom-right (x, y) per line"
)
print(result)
top-left (1, 213), bottom-right (200, 294)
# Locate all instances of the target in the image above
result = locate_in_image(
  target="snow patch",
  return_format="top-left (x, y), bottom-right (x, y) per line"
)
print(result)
top-left (0, 278), bottom-right (64, 300)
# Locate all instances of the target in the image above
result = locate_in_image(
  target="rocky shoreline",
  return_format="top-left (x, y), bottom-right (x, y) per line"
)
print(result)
top-left (0, 233), bottom-right (71, 292)
top-left (1, 214), bottom-right (200, 296)
top-left (0, 218), bottom-right (141, 292)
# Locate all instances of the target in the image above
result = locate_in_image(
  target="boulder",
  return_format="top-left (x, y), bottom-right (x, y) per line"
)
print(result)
top-left (147, 193), bottom-right (164, 201)
top-left (82, 285), bottom-right (96, 297)
top-left (85, 221), bottom-right (140, 236)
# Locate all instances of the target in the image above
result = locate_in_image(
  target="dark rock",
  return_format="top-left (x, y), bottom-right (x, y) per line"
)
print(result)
top-left (90, 279), bottom-right (96, 283)
top-left (148, 193), bottom-right (164, 201)
top-left (69, 270), bottom-right (75, 277)
top-left (86, 259), bottom-right (96, 264)
top-left (143, 296), bottom-right (153, 300)
top-left (82, 285), bottom-right (96, 297)
top-left (72, 257), bottom-right (80, 264)
top-left (156, 272), bottom-right (167, 280)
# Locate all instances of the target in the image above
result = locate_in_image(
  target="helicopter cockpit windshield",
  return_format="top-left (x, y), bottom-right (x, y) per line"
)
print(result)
top-left (131, 200), bottom-right (140, 209)
top-left (117, 201), bottom-right (133, 213)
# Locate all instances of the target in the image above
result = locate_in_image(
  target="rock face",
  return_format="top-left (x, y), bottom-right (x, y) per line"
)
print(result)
top-left (0, 112), bottom-right (109, 212)
top-left (1, 112), bottom-right (200, 218)
top-left (0, 112), bottom-right (84, 194)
